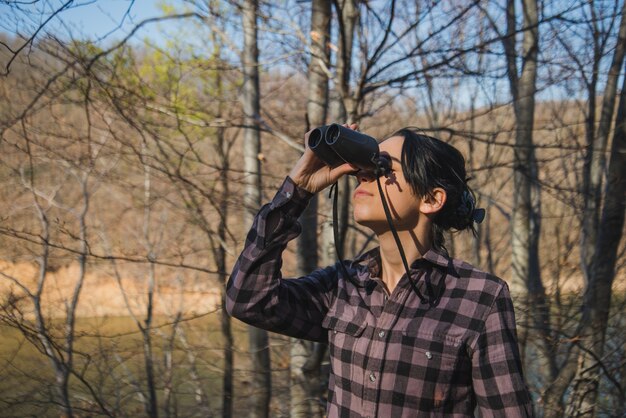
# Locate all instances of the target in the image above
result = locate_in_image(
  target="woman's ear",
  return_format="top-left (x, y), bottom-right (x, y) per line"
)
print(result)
top-left (420, 188), bottom-right (446, 215)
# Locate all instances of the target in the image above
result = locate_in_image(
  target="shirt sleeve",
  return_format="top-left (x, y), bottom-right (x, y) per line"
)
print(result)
top-left (471, 282), bottom-right (534, 417)
top-left (225, 176), bottom-right (337, 342)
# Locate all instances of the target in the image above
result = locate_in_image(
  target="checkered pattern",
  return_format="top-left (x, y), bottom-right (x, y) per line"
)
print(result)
top-left (226, 177), bottom-right (534, 417)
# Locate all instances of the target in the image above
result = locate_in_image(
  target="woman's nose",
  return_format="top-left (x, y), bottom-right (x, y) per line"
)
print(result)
top-left (356, 170), bottom-right (377, 183)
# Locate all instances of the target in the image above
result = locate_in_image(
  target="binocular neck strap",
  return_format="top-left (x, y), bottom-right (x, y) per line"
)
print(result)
top-left (374, 176), bottom-right (429, 304)
top-left (330, 181), bottom-right (364, 288)
top-left (329, 177), bottom-right (432, 304)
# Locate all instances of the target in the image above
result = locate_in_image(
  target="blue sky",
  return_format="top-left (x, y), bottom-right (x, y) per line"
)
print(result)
top-left (58, 1), bottom-right (164, 38)
top-left (0, 0), bottom-right (170, 44)
top-left (0, 0), bottom-right (622, 109)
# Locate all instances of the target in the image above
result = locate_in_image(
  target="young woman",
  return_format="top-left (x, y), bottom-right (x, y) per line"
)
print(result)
top-left (226, 126), bottom-right (533, 417)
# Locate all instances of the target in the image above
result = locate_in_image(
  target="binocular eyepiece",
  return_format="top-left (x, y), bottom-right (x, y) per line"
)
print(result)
top-left (308, 123), bottom-right (391, 175)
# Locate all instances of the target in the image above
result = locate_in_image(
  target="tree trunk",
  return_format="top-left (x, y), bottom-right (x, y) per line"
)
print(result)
top-left (336, 0), bottom-right (358, 260)
top-left (209, 31), bottom-right (235, 418)
top-left (241, 1), bottom-right (271, 417)
top-left (291, 1), bottom-right (331, 417)
top-left (335, 0), bottom-right (358, 123)
top-left (297, 0), bottom-right (331, 277)
top-left (320, 0), bottom-right (358, 268)
top-left (217, 116), bottom-right (233, 418)
top-left (580, 1), bottom-right (626, 283)
top-left (220, 270), bottom-right (234, 418)
top-left (504, 0), bottom-right (556, 400)
top-left (567, 59), bottom-right (626, 418)
top-left (141, 151), bottom-right (159, 418)
top-left (545, 8), bottom-right (626, 416)
top-left (468, 101), bottom-right (481, 268)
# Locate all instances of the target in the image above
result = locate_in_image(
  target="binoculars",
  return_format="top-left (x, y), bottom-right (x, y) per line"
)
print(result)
top-left (308, 124), bottom-right (391, 174)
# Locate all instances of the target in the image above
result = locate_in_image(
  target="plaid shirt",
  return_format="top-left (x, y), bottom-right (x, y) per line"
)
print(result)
top-left (226, 177), bottom-right (534, 417)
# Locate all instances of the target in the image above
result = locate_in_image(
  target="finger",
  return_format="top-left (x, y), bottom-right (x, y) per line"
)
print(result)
top-left (330, 163), bottom-right (358, 179)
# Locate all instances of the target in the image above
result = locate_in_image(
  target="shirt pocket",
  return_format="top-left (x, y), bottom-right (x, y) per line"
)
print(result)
top-left (398, 329), bottom-right (464, 410)
top-left (323, 312), bottom-right (368, 385)
top-left (324, 314), bottom-right (367, 351)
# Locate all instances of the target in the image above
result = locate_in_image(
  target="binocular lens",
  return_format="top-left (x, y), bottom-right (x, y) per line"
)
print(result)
top-left (308, 126), bottom-right (346, 168)
top-left (308, 128), bottom-right (324, 149)
top-left (325, 124), bottom-right (341, 145)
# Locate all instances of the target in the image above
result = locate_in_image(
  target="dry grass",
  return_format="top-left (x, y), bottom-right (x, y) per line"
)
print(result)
top-left (0, 260), bottom-right (221, 319)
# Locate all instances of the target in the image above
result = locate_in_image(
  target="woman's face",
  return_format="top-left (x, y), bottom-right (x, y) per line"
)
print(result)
top-left (352, 135), bottom-right (425, 233)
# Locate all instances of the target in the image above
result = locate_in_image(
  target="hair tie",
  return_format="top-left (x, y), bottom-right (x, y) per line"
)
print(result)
top-left (457, 190), bottom-right (485, 224)
top-left (472, 208), bottom-right (486, 224)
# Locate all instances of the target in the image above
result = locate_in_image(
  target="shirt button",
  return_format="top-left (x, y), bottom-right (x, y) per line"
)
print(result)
top-left (378, 330), bottom-right (385, 338)
top-left (383, 295), bottom-right (389, 301)
top-left (425, 351), bottom-right (432, 359)
top-left (369, 373), bottom-right (376, 382)
top-left (285, 192), bottom-right (292, 198)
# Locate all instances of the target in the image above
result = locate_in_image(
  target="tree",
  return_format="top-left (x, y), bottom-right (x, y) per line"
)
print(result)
top-left (291, 1), bottom-right (332, 417)
top-left (240, 1), bottom-right (271, 417)
top-left (565, 4), bottom-right (626, 415)
top-left (502, 0), bottom-right (557, 396)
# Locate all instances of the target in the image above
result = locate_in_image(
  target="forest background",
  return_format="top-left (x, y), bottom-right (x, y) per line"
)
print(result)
top-left (0, 0), bottom-right (625, 417)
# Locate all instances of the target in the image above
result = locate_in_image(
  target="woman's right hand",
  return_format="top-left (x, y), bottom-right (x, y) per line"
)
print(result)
top-left (289, 124), bottom-right (358, 194)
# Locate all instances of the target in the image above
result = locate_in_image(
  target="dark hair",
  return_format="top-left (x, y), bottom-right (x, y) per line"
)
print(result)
top-left (393, 128), bottom-right (479, 253)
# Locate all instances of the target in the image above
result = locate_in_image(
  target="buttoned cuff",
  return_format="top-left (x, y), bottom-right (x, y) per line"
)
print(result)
top-left (268, 176), bottom-right (314, 218)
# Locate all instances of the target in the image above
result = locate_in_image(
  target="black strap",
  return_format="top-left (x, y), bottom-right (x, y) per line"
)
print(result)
top-left (330, 182), bottom-right (365, 288)
top-left (374, 176), bottom-right (428, 304)
top-left (329, 172), bottom-right (434, 304)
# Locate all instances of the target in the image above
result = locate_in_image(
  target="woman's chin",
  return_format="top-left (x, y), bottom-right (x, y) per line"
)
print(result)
top-left (353, 209), bottom-right (370, 226)
top-left (354, 212), bottom-right (387, 232)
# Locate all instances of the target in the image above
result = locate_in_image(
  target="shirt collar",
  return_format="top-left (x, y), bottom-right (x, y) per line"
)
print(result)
top-left (421, 248), bottom-right (451, 269)
top-left (352, 246), bottom-right (452, 279)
